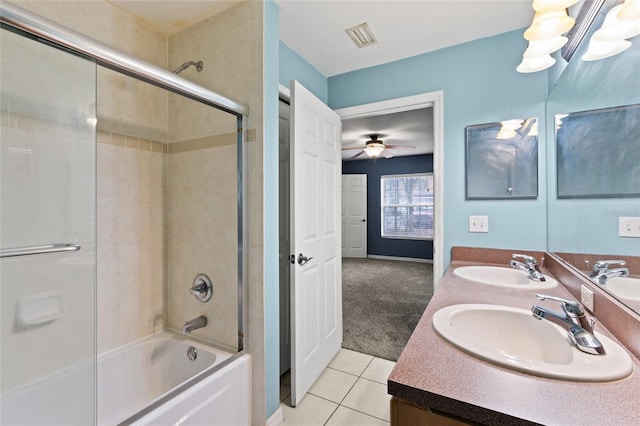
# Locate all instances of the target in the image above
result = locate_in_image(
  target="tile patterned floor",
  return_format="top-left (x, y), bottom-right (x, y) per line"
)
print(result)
top-left (280, 349), bottom-right (395, 426)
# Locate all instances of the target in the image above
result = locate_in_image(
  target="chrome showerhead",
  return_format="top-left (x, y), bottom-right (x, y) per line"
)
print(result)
top-left (172, 60), bottom-right (204, 74)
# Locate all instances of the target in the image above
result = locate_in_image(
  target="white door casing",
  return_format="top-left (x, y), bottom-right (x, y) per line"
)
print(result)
top-left (290, 81), bottom-right (343, 406)
top-left (342, 174), bottom-right (367, 258)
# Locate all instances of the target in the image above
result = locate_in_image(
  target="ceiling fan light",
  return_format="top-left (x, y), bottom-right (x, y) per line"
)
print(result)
top-left (532, 0), bottom-right (580, 13)
top-left (582, 38), bottom-right (632, 61)
top-left (524, 10), bottom-right (575, 41)
top-left (516, 54), bottom-right (556, 73)
top-left (364, 143), bottom-right (385, 158)
top-left (592, 4), bottom-right (640, 42)
top-left (524, 36), bottom-right (568, 58)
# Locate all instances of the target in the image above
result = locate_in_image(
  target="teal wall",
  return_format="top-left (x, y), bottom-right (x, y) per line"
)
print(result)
top-left (264, 0), bottom-right (280, 418)
top-left (329, 29), bottom-right (550, 270)
top-left (546, 5), bottom-right (640, 257)
top-left (279, 41), bottom-right (328, 103)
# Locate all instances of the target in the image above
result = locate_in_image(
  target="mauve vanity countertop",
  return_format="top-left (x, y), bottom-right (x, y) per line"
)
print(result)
top-left (388, 260), bottom-right (640, 426)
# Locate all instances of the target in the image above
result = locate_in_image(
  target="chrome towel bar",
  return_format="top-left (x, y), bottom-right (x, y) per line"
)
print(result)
top-left (0, 243), bottom-right (81, 258)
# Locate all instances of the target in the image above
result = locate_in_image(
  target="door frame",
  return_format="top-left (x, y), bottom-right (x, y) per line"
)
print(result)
top-left (334, 91), bottom-right (445, 286)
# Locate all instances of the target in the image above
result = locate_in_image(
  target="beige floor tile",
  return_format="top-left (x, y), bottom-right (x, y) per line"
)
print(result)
top-left (329, 348), bottom-right (374, 376)
top-left (281, 394), bottom-right (338, 426)
top-left (308, 368), bottom-right (358, 403)
top-left (341, 378), bottom-right (391, 422)
top-left (326, 406), bottom-right (389, 426)
top-left (362, 358), bottom-right (396, 385)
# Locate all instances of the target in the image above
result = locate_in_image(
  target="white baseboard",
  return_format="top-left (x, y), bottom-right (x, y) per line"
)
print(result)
top-left (266, 406), bottom-right (284, 426)
top-left (367, 255), bottom-right (433, 264)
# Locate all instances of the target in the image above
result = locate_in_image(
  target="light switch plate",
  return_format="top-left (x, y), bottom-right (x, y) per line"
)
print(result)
top-left (469, 215), bottom-right (488, 233)
top-left (619, 217), bottom-right (640, 238)
top-left (581, 285), bottom-right (594, 313)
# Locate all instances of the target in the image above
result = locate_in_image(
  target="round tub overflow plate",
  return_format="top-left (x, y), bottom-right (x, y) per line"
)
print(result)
top-left (187, 346), bottom-right (198, 361)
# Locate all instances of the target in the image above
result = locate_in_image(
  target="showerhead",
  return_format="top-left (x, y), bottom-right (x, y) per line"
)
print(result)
top-left (172, 60), bottom-right (204, 74)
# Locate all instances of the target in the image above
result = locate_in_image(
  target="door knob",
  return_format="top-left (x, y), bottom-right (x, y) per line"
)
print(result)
top-left (362, 219), bottom-right (366, 222)
top-left (297, 253), bottom-right (314, 265)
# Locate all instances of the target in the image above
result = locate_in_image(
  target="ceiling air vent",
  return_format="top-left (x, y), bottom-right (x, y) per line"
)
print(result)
top-left (345, 22), bottom-right (378, 48)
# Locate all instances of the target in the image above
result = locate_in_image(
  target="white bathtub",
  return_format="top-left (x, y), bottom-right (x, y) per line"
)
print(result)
top-left (1, 332), bottom-right (251, 426)
top-left (98, 331), bottom-right (250, 426)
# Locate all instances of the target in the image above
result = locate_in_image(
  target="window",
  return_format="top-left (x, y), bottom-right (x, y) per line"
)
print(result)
top-left (381, 173), bottom-right (434, 240)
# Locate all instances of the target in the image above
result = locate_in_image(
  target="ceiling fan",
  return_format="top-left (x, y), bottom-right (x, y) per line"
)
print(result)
top-left (342, 134), bottom-right (416, 160)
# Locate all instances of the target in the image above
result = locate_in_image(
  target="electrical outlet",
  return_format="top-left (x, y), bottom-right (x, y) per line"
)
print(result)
top-left (469, 215), bottom-right (489, 233)
top-left (581, 285), bottom-right (594, 313)
top-left (619, 217), bottom-right (640, 238)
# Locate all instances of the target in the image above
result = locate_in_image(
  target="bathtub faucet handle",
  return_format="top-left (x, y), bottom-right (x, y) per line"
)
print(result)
top-left (190, 274), bottom-right (213, 303)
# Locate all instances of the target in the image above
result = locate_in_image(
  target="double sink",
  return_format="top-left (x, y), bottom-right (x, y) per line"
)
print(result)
top-left (434, 264), bottom-right (634, 382)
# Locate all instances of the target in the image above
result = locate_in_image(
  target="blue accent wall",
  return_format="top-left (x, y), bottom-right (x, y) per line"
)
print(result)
top-left (329, 29), bottom-right (549, 271)
top-left (279, 41), bottom-right (328, 103)
top-left (342, 155), bottom-right (434, 259)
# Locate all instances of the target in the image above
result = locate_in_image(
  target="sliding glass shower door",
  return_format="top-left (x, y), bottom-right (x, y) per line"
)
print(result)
top-left (0, 28), bottom-right (96, 425)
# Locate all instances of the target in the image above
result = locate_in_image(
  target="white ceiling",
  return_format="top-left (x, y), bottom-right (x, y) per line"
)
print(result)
top-left (278, 0), bottom-right (534, 77)
top-left (106, 0), bottom-right (536, 160)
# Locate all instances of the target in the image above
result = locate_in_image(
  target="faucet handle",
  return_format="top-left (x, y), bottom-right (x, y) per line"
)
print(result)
top-left (593, 260), bottom-right (626, 271)
top-left (512, 253), bottom-right (537, 266)
top-left (535, 294), bottom-right (584, 317)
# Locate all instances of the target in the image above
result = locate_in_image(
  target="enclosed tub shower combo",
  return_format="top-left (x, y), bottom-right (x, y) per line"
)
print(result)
top-left (0, 3), bottom-right (250, 425)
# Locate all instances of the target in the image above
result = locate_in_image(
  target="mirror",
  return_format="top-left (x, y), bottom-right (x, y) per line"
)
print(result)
top-left (465, 118), bottom-right (539, 200)
top-left (546, 2), bottom-right (640, 314)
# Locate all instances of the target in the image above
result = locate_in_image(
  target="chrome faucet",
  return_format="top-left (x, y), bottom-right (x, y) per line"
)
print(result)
top-left (589, 260), bottom-right (629, 285)
top-left (531, 294), bottom-right (605, 355)
top-left (182, 315), bottom-right (207, 334)
top-left (510, 254), bottom-right (546, 282)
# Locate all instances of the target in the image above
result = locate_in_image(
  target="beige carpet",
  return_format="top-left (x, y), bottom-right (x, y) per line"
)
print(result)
top-left (342, 258), bottom-right (433, 361)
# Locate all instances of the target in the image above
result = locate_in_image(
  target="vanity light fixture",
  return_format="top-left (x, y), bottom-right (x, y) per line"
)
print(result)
top-left (582, 1), bottom-right (640, 61)
top-left (496, 119), bottom-right (524, 139)
top-left (518, 1), bottom-right (577, 73)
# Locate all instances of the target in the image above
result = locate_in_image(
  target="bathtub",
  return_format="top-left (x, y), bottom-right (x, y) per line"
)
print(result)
top-left (99, 331), bottom-right (250, 426)
top-left (1, 332), bottom-right (250, 426)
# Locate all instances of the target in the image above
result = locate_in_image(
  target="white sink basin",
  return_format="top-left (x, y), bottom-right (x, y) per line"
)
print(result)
top-left (432, 304), bottom-right (634, 382)
top-left (453, 266), bottom-right (558, 289)
top-left (606, 277), bottom-right (640, 311)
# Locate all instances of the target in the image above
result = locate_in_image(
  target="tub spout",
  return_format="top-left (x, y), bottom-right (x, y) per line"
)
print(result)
top-left (182, 315), bottom-right (207, 334)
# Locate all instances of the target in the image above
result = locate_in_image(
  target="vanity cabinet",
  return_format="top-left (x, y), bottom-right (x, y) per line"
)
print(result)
top-left (390, 397), bottom-right (470, 426)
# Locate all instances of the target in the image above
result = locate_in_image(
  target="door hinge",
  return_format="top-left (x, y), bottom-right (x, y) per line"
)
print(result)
top-left (290, 254), bottom-right (295, 264)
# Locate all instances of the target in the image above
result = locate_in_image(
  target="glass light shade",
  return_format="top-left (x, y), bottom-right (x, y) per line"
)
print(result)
top-left (619, 0), bottom-right (640, 22)
top-left (524, 10), bottom-right (575, 41)
top-left (592, 4), bottom-right (640, 41)
top-left (364, 143), bottom-right (385, 157)
top-left (582, 38), bottom-right (632, 61)
top-left (532, 0), bottom-right (580, 13)
top-left (524, 36), bottom-right (568, 58)
top-left (496, 127), bottom-right (517, 139)
top-left (516, 54), bottom-right (556, 73)
top-left (500, 119), bottom-right (524, 130)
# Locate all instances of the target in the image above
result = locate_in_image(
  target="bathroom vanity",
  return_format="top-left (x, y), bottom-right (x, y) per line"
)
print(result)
top-left (388, 247), bottom-right (640, 426)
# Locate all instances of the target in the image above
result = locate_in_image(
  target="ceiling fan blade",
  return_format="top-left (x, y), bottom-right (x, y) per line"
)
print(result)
top-left (385, 144), bottom-right (416, 149)
top-left (348, 150), bottom-right (367, 160)
top-left (342, 146), bottom-right (366, 151)
top-left (381, 149), bottom-right (394, 159)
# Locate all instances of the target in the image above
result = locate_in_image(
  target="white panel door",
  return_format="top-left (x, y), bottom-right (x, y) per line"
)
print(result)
top-left (290, 81), bottom-right (342, 406)
top-left (342, 174), bottom-right (367, 258)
